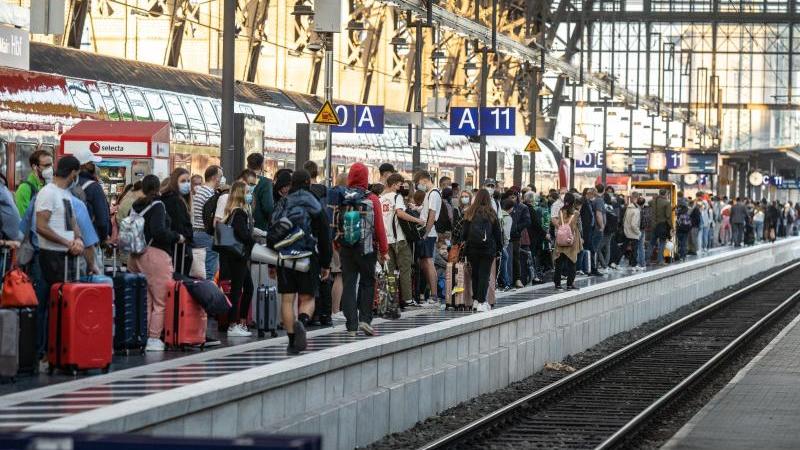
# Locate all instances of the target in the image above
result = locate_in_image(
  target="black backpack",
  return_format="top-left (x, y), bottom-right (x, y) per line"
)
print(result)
top-left (202, 191), bottom-right (223, 235)
top-left (467, 215), bottom-right (493, 253)
top-left (393, 193), bottom-right (425, 243)
top-left (431, 190), bottom-right (453, 233)
top-left (604, 205), bottom-right (619, 234)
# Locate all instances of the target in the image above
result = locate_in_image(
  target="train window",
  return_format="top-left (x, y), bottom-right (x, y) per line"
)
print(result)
top-left (180, 97), bottom-right (208, 145)
top-left (143, 91), bottom-right (170, 122)
top-left (239, 104), bottom-right (255, 115)
top-left (197, 99), bottom-right (220, 132)
top-left (96, 83), bottom-right (119, 120)
top-left (163, 94), bottom-right (189, 129)
top-left (14, 141), bottom-right (37, 187)
top-left (111, 86), bottom-right (134, 121)
top-left (66, 79), bottom-right (96, 113)
top-left (125, 88), bottom-right (152, 121)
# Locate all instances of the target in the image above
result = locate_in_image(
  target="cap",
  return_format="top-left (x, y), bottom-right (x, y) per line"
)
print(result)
top-left (72, 146), bottom-right (102, 165)
top-left (379, 163), bottom-right (396, 174)
top-left (55, 155), bottom-right (81, 178)
top-left (483, 178), bottom-right (497, 187)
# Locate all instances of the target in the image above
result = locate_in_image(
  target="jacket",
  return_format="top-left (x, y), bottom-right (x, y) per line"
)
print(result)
top-left (347, 163), bottom-right (388, 256)
top-left (0, 184), bottom-right (21, 241)
top-left (78, 171), bottom-right (112, 241)
top-left (623, 205), bottom-right (641, 240)
top-left (690, 206), bottom-right (702, 227)
top-left (553, 209), bottom-right (583, 262)
top-left (225, 207), bottom-right (255, 255)
top-left (15, 172), bottom-right (42, 217)
top-left (252, 175), bottom-right (274, 230)
top-left (653, 195), bottom-right (672, 226)
top-left (462, 214), bottom-right (503, 257)
top-left (131, 196), bottom-right (180, 255)
top-left (499, 210), bottom-right (512, 247)
top-left (161, 190), bottom-right (193, 245)
top-left (509, 202), bottom-right (532, 240)
top-left (730, 204), bottom-right (748, 225)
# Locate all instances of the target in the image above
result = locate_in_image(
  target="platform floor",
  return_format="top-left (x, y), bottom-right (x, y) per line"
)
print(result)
top-left (0, 244), bottom-right (748, 433)
top-left (664, 305), bottom-right (800, 450)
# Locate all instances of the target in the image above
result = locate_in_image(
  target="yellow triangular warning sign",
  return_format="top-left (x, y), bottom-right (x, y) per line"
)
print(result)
top-left (314, 101), bottom-right (340, 125)
top-left (524, 137), bottom-right (541, 152)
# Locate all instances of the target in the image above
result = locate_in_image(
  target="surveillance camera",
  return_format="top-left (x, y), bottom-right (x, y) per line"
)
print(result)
top-left (308, 42), bottom-right (322, 52)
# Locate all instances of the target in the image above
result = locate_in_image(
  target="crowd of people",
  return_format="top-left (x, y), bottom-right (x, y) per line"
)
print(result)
top-left (2, 147), bottom-right (797, 360)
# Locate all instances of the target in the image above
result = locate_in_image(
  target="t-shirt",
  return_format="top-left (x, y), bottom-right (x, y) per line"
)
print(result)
top-left (592, 196), bottom-right (606, 227)
top-left (380, 192), bottom-right (406, 244)
top-left (550, 199), bottom-right (564, 223)
top-left (34, 183), bottom-right (75, 251)
top-left (192, 185), bottom-right (215, 230)
top-left (215, 193), bottom-right (229, 222)
top-left (421, 189), bottom-right (442, 238)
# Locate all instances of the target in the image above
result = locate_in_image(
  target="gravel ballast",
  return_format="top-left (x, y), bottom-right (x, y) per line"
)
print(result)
top-left (367, 263), bottom-right (796, 450)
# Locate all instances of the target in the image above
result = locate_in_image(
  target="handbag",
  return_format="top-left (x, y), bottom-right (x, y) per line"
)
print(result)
top-left (0, 249), bottom-right (37, 308)
top-left (447, 243), bottom-right (462, 263)
top-left (190, 247), bottom-right (206, 278)
top-left (213, 213), bottom-right (245, 258)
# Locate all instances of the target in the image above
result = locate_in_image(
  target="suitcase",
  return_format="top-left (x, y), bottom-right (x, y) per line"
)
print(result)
top-left (164, 245), bottom-right (207, 349)
top-left (109, 249), bottom-right (147, 354)
top-left (0, 309), bottom-right (19, 379)
top-left (744, 224), bottom-right (755, 246)
top-left (444, 262), bottom-right (454, 308)
top-left (48, 256), bottom-right (113, 375)
top-left (17, 308), bottom-right (36, 374)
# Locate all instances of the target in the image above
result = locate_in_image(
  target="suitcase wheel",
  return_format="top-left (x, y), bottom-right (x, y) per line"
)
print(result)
top-left (270, 330), bottom-right (278, 338)
top-left (102, 365), bottom-right (110, 374)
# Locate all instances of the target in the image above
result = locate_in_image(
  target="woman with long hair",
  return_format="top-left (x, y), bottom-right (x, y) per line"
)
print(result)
top-left (218, 181), bottom-right (256, 337)
top-left (161, 168), bottom-right (193, 275)
top-left (553, 192), bottom-right (583, 290)
top-left (128, 175), bottom-right (185, 351)
top-left (461, 189), bottom-right (503, 312)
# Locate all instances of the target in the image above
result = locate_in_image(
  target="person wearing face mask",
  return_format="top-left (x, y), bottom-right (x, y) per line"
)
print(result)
top-left (483, 179), bottom-right (501, 213)
top-left (192, 165), bottom-right (225, 281)
top-left (34, 155), bottom-right (85, 366)
top-left (160, 168), bottom-right (194, 276)
top-left (73, 148), bottom-right (112, 247)
top-left (16, 149), bottom-right (53, 217)
top-left (413, 170), bottom-right (442, 307)
top-left (214, 169), bottom-right (257, 228)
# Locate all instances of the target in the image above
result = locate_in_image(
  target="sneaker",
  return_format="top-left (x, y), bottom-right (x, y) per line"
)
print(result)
top-left (426, 298), bottom-right (437, 305)
top-left (384, 309), bottom-right (401, 320)
top-left (293, 320), bottom-right (307, 351)
top-left (319, 315), bottom-right (333, 326)
top-left (554, 285), bottom-right (564, 290)
top-left (146, 338), bottom-right (165, 352)
top-left (274, 225), bottom-right (305, 249)
top-left (38, 358), bottom-right (49, 374)
top-left (478, 302), bottom-right (492, 313)
top-left (227, 324), bottom-right (252, 337)
top-left (347, 330), bottom-right (357, 337)
top-left (280, 248), bottom-right (312, 260)
top-left (515, 280), bottom-right (524, 288)
top-left (439, 303), bottom-right (447, 311)
top-left (471, 301), bottom-right (479, 311)
top-left (204, 336), bottom-right (222, 347)
top-left (566, 285), bottom-right (579, 291)
top-left (332, 311), bottom-right (345, 320)
top-left (406, 300), bottom-right (421, 308)
top-left (358, 321), bottom-right (377, 336)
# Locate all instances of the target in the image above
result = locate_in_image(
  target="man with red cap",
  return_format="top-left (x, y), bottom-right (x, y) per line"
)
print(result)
top-left (337, 163), bottom-right (388, 336)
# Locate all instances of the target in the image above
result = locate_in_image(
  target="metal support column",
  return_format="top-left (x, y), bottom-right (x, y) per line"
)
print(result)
top-left (529, 63), bottom-right (539, 188)
top-left (601, 102), bottom-right (608, 185)
top-left (220, 0), bottom-right (236, 179)
top-left (324, 33), bottom-right (335, 185)
top-left (569, 83), bottom-right (577, 191)
top-left (479, 47), bottom-right (488, 183)
top-left (412, 21), bottom-right (423, 172)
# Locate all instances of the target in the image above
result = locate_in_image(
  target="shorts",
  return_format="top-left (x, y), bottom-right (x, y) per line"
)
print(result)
top-left (418, 236), bottom-right (437, 259)
top-left (277, 255), bottom-right (320, 296)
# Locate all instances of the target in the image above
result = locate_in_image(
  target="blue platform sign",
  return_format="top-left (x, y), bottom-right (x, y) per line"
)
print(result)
top-left (355, 105), bottom-right (384, 134)
top-left (450, 107), bottom-right (479, 136)
top-left (332, 105), bottom-right (354, 133)
top-left (666, 151), bottom-right (718, 174)
top-left (479, 107), bottom-right (516, 136)
top-left (331, 105), bottom-right (384, 134)
top-left (576, 152), bottom-right (604, 169)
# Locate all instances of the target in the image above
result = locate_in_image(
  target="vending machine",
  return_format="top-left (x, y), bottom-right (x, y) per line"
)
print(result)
top-left (59, 121), bottom-right (171, 204)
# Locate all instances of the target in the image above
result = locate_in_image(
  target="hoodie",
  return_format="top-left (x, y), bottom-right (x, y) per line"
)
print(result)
top-left (347, 163), bottom-right (388, 257)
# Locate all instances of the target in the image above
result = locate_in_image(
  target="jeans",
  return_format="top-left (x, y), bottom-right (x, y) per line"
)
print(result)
top-left (576, 250), bottom-right (590, 273)
top-left (689, 227), bottom-right (699, 254)
top-left (591, 230), bottom-right (605, 269)
top-left (677, 232), bottom-right (689, 260)
top-left (511, 240), bottom-right (521, 284)
top-left (192, 231), bottom-right (218, 280)
top-left (732, 223), bottom-right (745, 246)
top-left (754, 221), bottom-right (764, 242)
top-left (553, 254), bottom-right (576, 287)
top-left (637, 233), bottom-right (646, 267)
top-left (467, 253), bottom-right (492, 303)
top-left (387, 240), bottom-right (413, 303)
top-left (599, 232), bottom-right (613, 268)
top-left (30, 252), bottom-right (51, 359)
top-left (698, 226), bottom-right (710, 251)
top-left (340, 247), bottom-right (377, 331)
top-left (499, 245), bottom-right (511, 287)
top-left (650, 229), bottom-right (666, 264)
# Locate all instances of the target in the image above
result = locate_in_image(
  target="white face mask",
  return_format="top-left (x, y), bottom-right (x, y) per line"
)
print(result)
top-left (219, 175), bottom-right (227, 186)
top-left (461, 197), bottom-right (470, 205)
top-left (486, 187), bottom-right (495, 195)
top-left (41, 167), bottom-right (54, 184)
top-left (417, 183), bottom-right (428, 192)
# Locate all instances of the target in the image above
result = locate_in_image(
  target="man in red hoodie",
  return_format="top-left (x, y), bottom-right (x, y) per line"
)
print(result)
top-left (338, 163), bottom-right (389, 336)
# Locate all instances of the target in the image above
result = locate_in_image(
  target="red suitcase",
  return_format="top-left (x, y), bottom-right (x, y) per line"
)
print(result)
top-left (164, 279), bottom-right (207, 349)
top-left (48, 258), bottom-right (113, 375)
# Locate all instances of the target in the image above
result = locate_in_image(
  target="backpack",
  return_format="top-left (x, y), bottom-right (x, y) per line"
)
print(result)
top-left (71, 179), bottom-right (94, 204)
top-left (202, 191), bottom-right (223, 235)
top-left (393, 193), bottom-right (424, 243)
top-left (677, 207), bottom-right (692, 233)
top-left (432, 190), bottom-right (453, 233)
top-left (118, 200), bottom-right (162, 255)
top-left (269, 191), bottom-right (318, 252)
top-left (556, 211), bottom-right (575, 247)
top-left (640, 205), bottom-right (653, 231)
top-left (466, 215), bottom-right (493, 253)
top-left (336, 187), bottom-right (375, 254)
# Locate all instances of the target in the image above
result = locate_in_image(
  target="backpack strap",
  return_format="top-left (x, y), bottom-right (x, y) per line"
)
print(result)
top-left (81, 180), bottom-right (96, 190)
top-left (392, 193), bottom-right (400, 241)
top-left (135, 200), bottom-right (163, 217)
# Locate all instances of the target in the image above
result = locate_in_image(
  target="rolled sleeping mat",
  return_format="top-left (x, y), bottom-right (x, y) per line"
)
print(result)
top-left (250, 244), bottom-right (311, 273)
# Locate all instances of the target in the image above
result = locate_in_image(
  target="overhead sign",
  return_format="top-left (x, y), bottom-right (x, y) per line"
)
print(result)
top-left (0, 25), bottom-right (28, 70)
top-left (449, 106), bottom-right (516, 136)
top-left (666, 151), bottom-right (718, 174)
top-left (524, 137), bottom-right (541, 152)
top-left (63, 140), bottom-right (149, 157)
top-left (331, 105), bottom-right (385, 134)
top-left (480, 107), bottom-right (516, 136)
top-left (576, 151), bottom-right (603, 169)
top-left (450, 107), bottom-right (479, 136)
top-left (313, 101), bottom-right (340, 126)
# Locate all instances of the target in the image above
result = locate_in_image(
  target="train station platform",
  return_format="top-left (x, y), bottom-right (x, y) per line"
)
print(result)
top-left (664, 304), bottom-right (800, 450)
top-left (1, 239), bottom-right (799, 450)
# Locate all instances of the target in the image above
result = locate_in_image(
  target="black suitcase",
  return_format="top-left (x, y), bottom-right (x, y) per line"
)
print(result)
top-left (109, 249), bottom-right (148, 354)
top-left (0, 308), bottom-right (36, 380)
top-left (17, 308), bottom-right (36, 373)
top-left (744, 224), bottom-right (755, 246)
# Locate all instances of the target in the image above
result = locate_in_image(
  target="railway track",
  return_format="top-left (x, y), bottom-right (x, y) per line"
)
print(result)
top-left (418, 261), bottom-right (800, 450)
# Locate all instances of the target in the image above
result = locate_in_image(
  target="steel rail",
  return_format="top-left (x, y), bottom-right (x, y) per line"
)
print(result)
top-left (417, 260), bottom-right (800, 450)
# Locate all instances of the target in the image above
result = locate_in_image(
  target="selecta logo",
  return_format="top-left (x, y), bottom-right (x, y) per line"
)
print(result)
top-left (89, 142), bottom-right (101, 153)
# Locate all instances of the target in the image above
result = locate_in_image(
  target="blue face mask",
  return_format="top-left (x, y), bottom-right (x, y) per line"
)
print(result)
top-left (245, 193), bottom-right (253, 204)
top-left (179, 182), bottom-right (191, 195)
